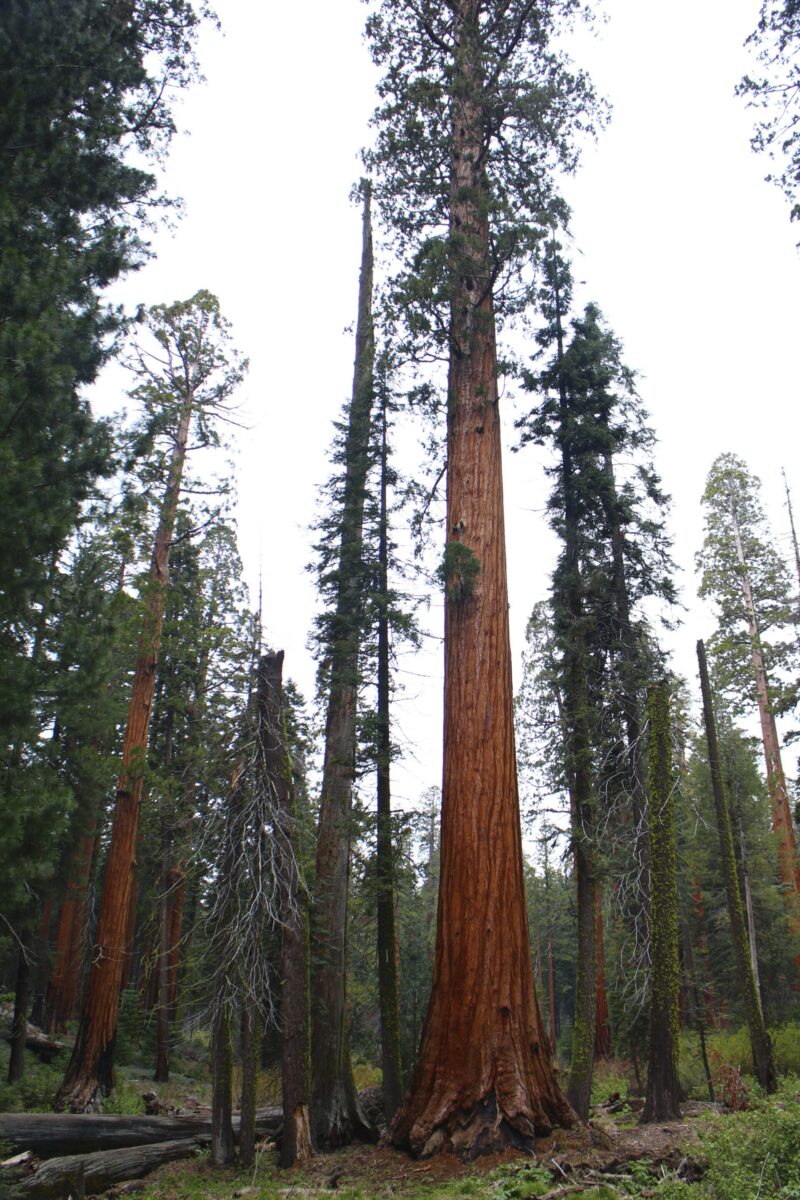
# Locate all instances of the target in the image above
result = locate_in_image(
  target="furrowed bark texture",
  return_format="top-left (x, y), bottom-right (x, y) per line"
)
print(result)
top-left (376, 385), bottom-right (404, 1125)
top-left (258, 651), bottom-right (314, 1168)
top-left (311, 185), bottom-right (376, 1149)
top-left (641, 682), bottom-right (681, 1124)
top-left (389, 4), bottom-right (572, 1156)
top-left (55, 397), bottom-right (193, 1112)
top-left (697, 640), bottom-right (776, 1093)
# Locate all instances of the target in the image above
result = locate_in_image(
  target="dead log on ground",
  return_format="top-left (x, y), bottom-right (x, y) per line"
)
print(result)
top-left (0, 1109), bottom-right (282, 1157)
top-left (9, 1138), bottom-right (202, 1199)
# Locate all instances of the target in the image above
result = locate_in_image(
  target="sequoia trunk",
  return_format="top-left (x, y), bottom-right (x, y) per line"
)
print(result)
top-left (389, 3), bottom-right (572, 1156)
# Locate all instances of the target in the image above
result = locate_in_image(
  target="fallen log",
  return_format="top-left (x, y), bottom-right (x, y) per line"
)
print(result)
top-left (0, 1005), bottom-right (65, 1063)
top-left (9, 1138), bottom-right (202, 1199)
top-left (0, 1109), bottom-right (282, 1157)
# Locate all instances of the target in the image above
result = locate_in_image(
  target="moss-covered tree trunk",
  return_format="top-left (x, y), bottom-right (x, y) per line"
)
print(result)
top-left (388, 4), bottom-right (573, 1156)
top-left (311, 185), bottom-right (377, 1150)
top-left (641, 681), bottom-right (681, 1123)
top-left (258, 651), bottom-right (315, 1168)
top-left (696, 640), bottom-right (776, 1093)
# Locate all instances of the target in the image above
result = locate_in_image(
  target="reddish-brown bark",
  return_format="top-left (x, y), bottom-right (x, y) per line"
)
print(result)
top-left (46, 829), bottom-right (97, 1033)
top-left (388, 7), bottom-right (572, 1154)
top-left (55, 396), bottom-right (193, 1112)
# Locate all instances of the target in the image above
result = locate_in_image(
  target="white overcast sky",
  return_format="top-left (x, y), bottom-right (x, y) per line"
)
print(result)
top-left (96, 0), bottom-right (800, 814)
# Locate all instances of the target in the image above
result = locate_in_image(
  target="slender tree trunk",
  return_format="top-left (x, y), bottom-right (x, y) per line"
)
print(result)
top-left (210, 1000), bottom-right (235, 1166)
top-left (257, 651), bottom-right (314, 1168)
top-left (311, 184), bottom-right (377, 1149)
top-left (375, 377), bottom-right (403, 1126)
top-left (389, 8), bottom-right (572, 1156)
top-left (153, 847), bottom-right (172, 1084)
top-left (732, 799), bottom-right (764, 1012)
top-left (696, 640), bottom-right (776, 1093)
top-left (55, 395), bottom-right (193, 1112)
top-left (729, 506), bottom-right (800, 953)
top-left (641, 682), bottom-right (681, 1124)
top-left (782, 467), bottom-right (800, 605)
top-left (550, 265), bottom-right (596, 1125)
top-left (8, 940), bottom-right (31, 1084)
top-left (680, 919), bottom-right (714, 1102)
top-left (239, 1004), bottom-right (259, 1169)
top-left (593, 885), bottom-right (611, 1060)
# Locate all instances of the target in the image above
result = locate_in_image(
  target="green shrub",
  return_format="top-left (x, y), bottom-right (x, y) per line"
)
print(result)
top-left (698, 1099), bottom-right (800, 1200)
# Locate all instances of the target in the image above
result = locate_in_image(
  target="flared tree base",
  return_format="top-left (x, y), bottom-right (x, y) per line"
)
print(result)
top-left (389, 1086), bottom-right (575, 1160)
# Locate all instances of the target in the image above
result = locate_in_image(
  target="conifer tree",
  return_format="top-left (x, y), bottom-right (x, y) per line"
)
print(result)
top-left (310, 184), bottom-right (378, 1148)
top-left (56, 292), bottom-right (245, 1111)
top-left (698, 453), bottom-right (800, 965)
top-left (0, 0), bottom-right (209, 751)
top-left (697, 640), bottom-right (777, 1092)
top-left (365, 0), bottom-right (603, 1153)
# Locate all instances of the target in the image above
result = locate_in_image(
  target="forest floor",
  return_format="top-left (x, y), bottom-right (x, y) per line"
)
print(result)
top-left (131, 1102), bottom-right (709, 1200)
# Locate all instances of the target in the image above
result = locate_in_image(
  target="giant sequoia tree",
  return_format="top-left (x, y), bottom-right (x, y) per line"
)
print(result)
top-left (366, 0), bottom-right (601, 1155)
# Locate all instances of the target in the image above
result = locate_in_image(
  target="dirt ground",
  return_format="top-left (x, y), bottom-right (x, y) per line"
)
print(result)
top-left (141, 1102), bottom-right (709, 1199)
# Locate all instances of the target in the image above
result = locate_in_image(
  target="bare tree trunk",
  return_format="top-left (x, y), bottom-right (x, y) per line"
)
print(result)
top-left (311, 184), bottom-right (377, 1149)
top-left (697, 640), bottom-right (776, 1093)
top-left (257, 651), bottom-right (314, 1168)
top-left (641, 682), bottom-right (681, 1124)
top-left (56, 395), bottom-right (193, 1112)
top-left (389, 7), bottom-right (572, 1156)
top-left (375, 377), bottom-right (403, 1126)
